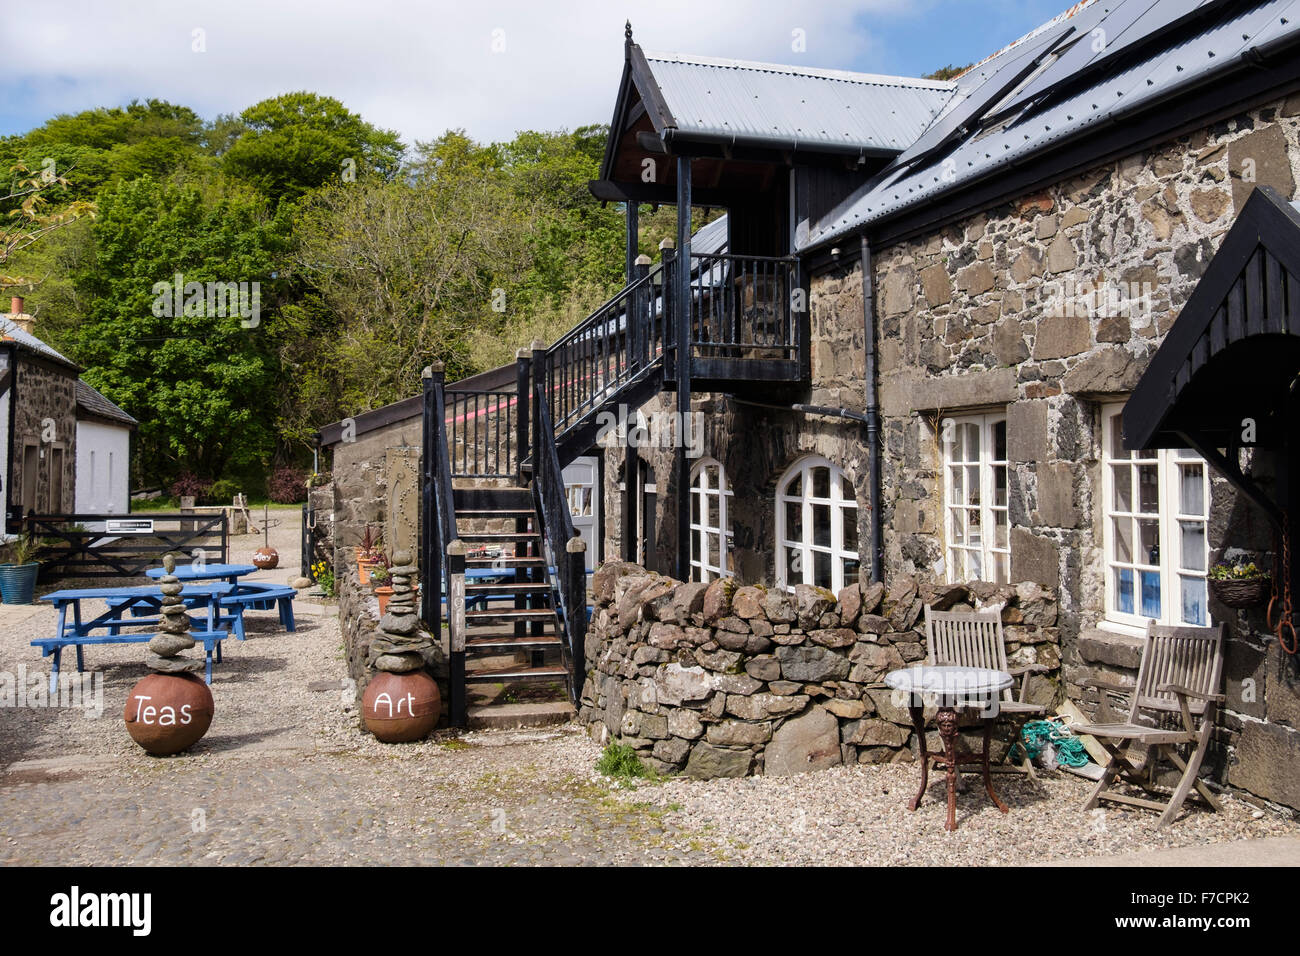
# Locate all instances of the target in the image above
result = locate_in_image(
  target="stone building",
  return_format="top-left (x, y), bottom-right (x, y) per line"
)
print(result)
top-left (566, 3), bottom-right (1300, 805)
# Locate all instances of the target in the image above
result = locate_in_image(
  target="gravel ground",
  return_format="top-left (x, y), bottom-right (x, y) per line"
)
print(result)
top-left (1, 510), bottom-right (1296, 865)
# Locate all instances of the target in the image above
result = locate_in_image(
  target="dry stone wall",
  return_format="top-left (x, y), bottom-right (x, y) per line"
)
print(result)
top-left (580, 561), bottom-right (1060, 778)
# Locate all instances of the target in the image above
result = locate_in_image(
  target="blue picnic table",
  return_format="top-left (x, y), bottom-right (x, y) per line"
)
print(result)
top-left (144, 563), bottom-right (297, 638)
top-left (35, 583), bottom-right (233, 691)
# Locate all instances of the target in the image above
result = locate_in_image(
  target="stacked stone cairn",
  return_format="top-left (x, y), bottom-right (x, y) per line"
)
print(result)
top-left (371, 550), bottom-right (431, 673)
top-left (580, 562), bottom-right (1061, 779)
top-left (146, 554), bottom-right (204, 674)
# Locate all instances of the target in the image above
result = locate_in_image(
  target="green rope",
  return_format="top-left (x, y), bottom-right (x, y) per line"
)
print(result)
top-left (1013, 719), bottom-right (1090, 768)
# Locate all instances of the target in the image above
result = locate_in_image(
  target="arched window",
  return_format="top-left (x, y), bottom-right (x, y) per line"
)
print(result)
top-left (689, 457), bottom-right (733, 582)
top-left (776, 456), bottom-right (859, 592)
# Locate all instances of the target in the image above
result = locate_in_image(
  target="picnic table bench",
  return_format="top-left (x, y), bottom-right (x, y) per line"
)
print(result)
top-left (36, 583), bottom-right (234, 691)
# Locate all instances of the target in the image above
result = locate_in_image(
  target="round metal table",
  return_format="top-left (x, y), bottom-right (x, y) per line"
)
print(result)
top-left (885, 665), bottom-right (1014, 831)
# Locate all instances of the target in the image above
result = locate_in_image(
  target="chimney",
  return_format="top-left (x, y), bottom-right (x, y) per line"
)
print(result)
top-left (6, 296), bottom-right (34, 336)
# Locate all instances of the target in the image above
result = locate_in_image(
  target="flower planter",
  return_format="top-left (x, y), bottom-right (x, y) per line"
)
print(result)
top-left (1209, 576), bottom-right (1270, 609)
top-left (0, 563), bottom-right (39, 605)
top-left (374, 585), bottom-right (394, 616)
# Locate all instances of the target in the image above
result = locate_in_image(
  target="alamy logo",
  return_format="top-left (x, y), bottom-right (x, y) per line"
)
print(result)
top-left (150, 273), bottom-right (261, 328)
top-left (49, 886), bottom-right (151, 936)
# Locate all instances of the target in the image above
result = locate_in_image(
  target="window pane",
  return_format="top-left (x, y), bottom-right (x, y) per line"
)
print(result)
top-left (1109, 414), bottom-right (1128, 460)
top-left (950, 467), bottom-right (964, 505)
top-left (951, 423), bottom-right (964, 462)
top-left (1180, 463), bottom-right (1204, 516)
top-left (1112, 464), bottom-right (1133, 512)
top-left (1138, 520), bottom-right (1160, 565)
top-left (968, 548), bottom-right (983, 580)
top-left (1180, 575), bottom-right (1207, 626)
top-left (993, 420), bottom-right (1007, 462)
top-left (965, 465), bottom-right (980, 506)
top-left (993, 465), bottom-right (1007, 507)
top-left (842, 557), bottom-right (860, 587)
top-left (812, 504), bottom-right (831, 546)
top-left (691, 490), bottom-right (701, 524)
top-left (706, 492), bottom-right (718, 529)
top-left (963, 423), bottom-right (980, 461)
top-left (1138, 465), bottom-right (1160, 512)
top-left (1180, 520), bottom-right (1206, 572)
top-left (952, 512), bottom-right (966, 545)
top-left (994, 513), bottom-right (1008, 549)
top-left (841, 474), bottom-right (854, 499)
top-left (1116, 567), bottom-right (1135, 615)
top-left (995, 552), bottom-right (1009, 585)
top-left (787, 545), bottom-right (804, 581)
top-left (1113, 517), bottom-right (1132, 563)
top-left (813, 550), bottom-right (831, 589)
top-left (785, 472), bottom-right (801, 497)
top-left (842, 509), bottom-right (859, 553)
top-left (967, 507), bottom-right (983, 546)
top-left (1140, 570), bottom-right (1162, 619)
top-left (785, 501), bottom-right (802, 540)
top-left (812, 467), bottom-right (829, 499)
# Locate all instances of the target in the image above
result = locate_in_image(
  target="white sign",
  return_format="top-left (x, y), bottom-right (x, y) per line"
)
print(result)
top-left (106, 519), bottom-right (154, 534)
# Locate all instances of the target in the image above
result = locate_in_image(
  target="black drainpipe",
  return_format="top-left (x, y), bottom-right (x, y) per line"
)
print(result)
top-left (860, 234), bottom-right (884, 585)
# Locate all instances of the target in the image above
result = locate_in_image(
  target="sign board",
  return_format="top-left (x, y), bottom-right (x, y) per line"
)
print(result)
top-left (106, 519), bottom-right (155, 534)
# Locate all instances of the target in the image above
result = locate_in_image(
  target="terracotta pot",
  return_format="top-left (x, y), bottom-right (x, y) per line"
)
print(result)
top-left (374, 585), bottom-right (394, 615)
top-left (252, 546), bottom-right (279, 570)
top-left (123, 672), bottom-right (214, 755)
top-left (362, 670), bottom-right (440, 743)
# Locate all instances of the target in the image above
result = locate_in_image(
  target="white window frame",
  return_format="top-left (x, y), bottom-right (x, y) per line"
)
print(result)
top-left (688, 457), bottom-right (733, 583)
top-left (940, 411), bottom-right (1010, 584)
top-left (1100, 404), bottom-right (1211, 633)
top-left (775, 455), bottom-right (859, 593)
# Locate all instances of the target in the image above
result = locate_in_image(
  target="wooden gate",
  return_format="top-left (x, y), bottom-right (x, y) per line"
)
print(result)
top-left (23, 512), bottom-right (229, 579)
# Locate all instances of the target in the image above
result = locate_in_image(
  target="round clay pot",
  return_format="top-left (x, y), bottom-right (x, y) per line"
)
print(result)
top-left (252, 546), bottom-right (279, 570)
top-left (374, 585), bottom-right (394, 616)
top-left (124, 672), bottom-right (214, 755)
top-left (362, 670), bottom-right (441, 743)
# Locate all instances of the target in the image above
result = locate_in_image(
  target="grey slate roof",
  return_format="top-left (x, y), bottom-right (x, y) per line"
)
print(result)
top-left (800, 0), bottom-right (1300, 251)
top-left (76, 379), bottom-right (137, 428)
top-left (0, 315), bottom-right (78, 369)
top-left (641, 51), bottom-right (954, 155)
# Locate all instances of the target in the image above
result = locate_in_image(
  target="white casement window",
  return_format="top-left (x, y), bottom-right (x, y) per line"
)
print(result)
top-left (1101, 405), bottom-right (1210, 629)
top-left (776, 456), bottom-right (860, 592)
top-left (941, 412), bottom-right (1010, 584)
top-left (688, 457), bottom-right (733, 582)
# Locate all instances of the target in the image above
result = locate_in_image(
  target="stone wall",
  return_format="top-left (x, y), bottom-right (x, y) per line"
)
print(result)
top-left (580, 561), bottom-right (1060, 778)
top-left (11, 356), bottom-right (77, 514)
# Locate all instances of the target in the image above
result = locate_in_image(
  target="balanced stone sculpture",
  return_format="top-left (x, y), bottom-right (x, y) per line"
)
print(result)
top-left (123, 554), bottom-right (215, 755)
top-left (362, 549), bottom-right (441, 742)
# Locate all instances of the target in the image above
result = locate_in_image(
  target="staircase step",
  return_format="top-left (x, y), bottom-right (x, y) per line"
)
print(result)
top-left (466, 556), bottom-right (546, 568)
top-left (464, 664), bottom-right (569, 683)
top-left (466, 702), bottom-right (575, 730)
top-left (460, 531), bottom-right (540, 541)
top-left (464, 582), bottom-right (552, 593)
top-left (454, 487), bottom-right (532, 512)
top-left (466, 634), bottom-right (564, 650)
top-left (467, 608), bottom-right (557, 622)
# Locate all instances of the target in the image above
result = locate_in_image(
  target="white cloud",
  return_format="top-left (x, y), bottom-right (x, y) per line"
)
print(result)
top-left (4, 0), bottom-right (924, 146)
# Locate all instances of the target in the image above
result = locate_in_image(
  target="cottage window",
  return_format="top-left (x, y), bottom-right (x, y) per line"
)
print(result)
top-left (941, 413), bottom-right (1010, 583)
top-left (688, 457), bottom-right (733, 582)
top-left (776, 456), bottom-right (859, 592)
top-left (1101, 405), bottom-right (1210, 629)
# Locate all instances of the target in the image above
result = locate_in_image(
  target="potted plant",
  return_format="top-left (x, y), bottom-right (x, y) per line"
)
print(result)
top-left (0, 534), bottom-right (42, 605)
top-left (371, 563), bottom-right (394, 615)
top-left (1208, 561), bottom-right (1271, 608)
top-left (356, 525), bottom-right (383, 585)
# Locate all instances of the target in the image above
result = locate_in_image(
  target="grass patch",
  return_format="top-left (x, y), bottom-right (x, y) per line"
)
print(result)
top-left (439, 739), bottom-right (472, 751)
top-left (595, 743), bottom-right (658, 783)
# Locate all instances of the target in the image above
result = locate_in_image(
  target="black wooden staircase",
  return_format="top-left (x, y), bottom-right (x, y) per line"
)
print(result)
top-left (421, 246), bottom-right (807, 726)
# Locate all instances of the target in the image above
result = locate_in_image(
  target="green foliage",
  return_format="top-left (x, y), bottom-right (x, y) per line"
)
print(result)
top-left (1208, 562), bottom-right (1267, 580)
top-left (220, 92), bottom-right (404, 203)
top-left (923, 63), bottom-right (973, 81)
top-left (208, 478), bottom-right (241, 504)
top-left (596, 743), bottom-right (657, 783)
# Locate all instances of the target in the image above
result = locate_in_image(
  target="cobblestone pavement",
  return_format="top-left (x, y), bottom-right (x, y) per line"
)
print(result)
top-left (1, 513), bottom-right (1296, 866)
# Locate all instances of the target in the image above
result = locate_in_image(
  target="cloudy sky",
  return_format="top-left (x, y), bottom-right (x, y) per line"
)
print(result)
top-left (2, 0), bottom-right (1071, 145)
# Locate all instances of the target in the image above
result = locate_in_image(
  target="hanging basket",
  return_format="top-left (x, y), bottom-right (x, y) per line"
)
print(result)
top-left (1209, 576), bottom-right (1271, 609)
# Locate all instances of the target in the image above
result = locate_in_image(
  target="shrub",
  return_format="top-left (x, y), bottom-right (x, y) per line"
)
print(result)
top-left (268, 466), bottom-right (307, 503)
top-left (208, 478), bottom-right (241, 504)
top-left (169, 472), bottom-right (213, 501)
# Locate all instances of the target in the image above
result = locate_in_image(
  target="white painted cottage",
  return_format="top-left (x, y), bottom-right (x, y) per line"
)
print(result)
top-left (74, 380), bottom-right (136, 515)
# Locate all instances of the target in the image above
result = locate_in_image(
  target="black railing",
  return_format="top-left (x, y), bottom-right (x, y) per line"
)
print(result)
top-left (532, 358), bottom-right (588, 702)
top-left (544, 264), bottom-right (663, 444)
top-left (687, 252), bottom-right (801, 358)
top-left (419, 366), bottom-right (459, 632)
top-left (445, 388), bottom-right (520, 479)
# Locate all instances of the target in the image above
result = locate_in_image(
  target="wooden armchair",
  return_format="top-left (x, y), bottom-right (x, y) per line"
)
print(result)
top-left (1068, 621), bottom-right (1226, 828)
top-left (924, 606), bottom-right (1049, 774)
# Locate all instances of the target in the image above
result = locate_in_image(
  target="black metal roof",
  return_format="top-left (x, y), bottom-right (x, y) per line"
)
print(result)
top-left (1124, 185), bottom-right (1300, 454)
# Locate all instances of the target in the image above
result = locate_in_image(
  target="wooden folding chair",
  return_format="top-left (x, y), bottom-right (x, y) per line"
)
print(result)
top-left (1069, 620), bottom-right (1226, 828)
top-left (924, 606), bottom-right (1049, 776)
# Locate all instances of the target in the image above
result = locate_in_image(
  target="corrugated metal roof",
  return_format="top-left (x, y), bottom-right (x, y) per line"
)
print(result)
top-left (0, 315), bottom-right (78, 369)
top-left (801, 0), bottom-right (1300, 250)
top-left (642, 51), bottom-right (954, 155)
top-left (76, 379), bottom-right (137, 427)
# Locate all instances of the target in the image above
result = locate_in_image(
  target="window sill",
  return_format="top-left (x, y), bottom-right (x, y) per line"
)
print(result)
top-left (1094, 619), bottom-right (1148, 639)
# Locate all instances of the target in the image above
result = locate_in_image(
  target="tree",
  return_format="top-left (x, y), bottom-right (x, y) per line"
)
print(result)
top-left (0, 161), bottom-right (95, 288)
top-left (221, 92), bottom-right (405, 203)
